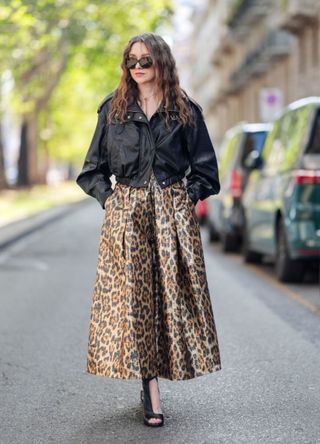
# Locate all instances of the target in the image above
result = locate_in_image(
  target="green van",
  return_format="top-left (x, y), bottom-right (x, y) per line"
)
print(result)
top-left (242, 97), bottom-right (320, 282)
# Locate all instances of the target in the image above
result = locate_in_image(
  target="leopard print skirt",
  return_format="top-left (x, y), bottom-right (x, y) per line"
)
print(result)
top-left (86, 170), bottom-right (222, 380)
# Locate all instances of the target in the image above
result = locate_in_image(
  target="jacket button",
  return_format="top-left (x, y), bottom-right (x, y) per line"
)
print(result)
top-left (144, 180), bottom-right (147, 184)
top-left (162, 181), bottom-right (165, 184)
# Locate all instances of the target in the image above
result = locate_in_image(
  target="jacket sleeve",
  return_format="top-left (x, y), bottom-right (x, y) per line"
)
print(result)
top-left (184, 102), bottom-right (220, 205)
top-left (75, 104), bottom-right (114, 210)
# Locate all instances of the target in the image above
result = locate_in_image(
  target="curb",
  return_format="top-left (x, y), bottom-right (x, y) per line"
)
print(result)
top-left (0, 198), bottom-right (89, 251)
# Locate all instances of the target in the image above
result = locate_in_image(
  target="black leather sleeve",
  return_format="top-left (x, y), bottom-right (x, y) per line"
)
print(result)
top-left (75, 104), bottom-right (114, 210)
top-left (184, 102), bottom-right (220, 205)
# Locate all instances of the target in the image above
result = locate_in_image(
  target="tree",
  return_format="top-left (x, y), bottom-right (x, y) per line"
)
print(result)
top-left (0, 0), bottom-right (174, 187)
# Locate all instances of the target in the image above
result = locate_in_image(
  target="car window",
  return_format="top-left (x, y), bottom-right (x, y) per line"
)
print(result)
top-left (263, 118), bottom-right (286, 175)
top-left (240, 131), bottom-right (268, 166)
top-left (282, 106), bottom-right (310, 169)
top-left (263, 106), bottom-right (311, 174)
top-left (306, 108), bottom-right (320, 154)
top-left (219, 132), bottom-right (241, 181)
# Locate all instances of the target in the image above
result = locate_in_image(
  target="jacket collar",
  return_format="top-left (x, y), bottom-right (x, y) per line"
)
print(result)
top-left (127, 96), bottom-right (179, 113)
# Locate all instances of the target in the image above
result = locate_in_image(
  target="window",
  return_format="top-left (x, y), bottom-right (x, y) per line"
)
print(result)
top-left (240, 131), bottom-right (268, 166)
top-left (306, 109), bottom-right (320, 154)
top-left (219, 132), bottom-right (241, 181)
top-left (298, 36), bottom-right (306, 75)
top-left (311, 26), bottom-right (319, 68)
top-left (263, 106), bottom-right (312, 174)
top-left (263, 117), bottom-right (286, 175)
top-left (282, 106), bottom-right (310, 169)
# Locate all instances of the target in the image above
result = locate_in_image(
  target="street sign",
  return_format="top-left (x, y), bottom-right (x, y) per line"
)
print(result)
top-left (259, 88), bottom-right (284, 122)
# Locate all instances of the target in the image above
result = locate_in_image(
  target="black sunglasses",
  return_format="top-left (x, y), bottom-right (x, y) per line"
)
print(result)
top-left (125, 55), bottom-right (153, 70)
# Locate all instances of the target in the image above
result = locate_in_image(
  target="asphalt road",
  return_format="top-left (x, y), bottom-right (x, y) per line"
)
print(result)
top-left (1, 200), bottom-right (320, 444)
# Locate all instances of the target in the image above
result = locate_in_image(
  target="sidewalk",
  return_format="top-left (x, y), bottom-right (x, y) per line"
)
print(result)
top-left (0, 181), bottom-right (88, 250)
top-left (0, 198), bottom-right (89, 250)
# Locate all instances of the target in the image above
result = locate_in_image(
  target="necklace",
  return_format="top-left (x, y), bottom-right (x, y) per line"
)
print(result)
top-left (138, 92), bottom-right (157, 106)
top-left (141, 92), bottom-right (156, 100)
top-left (137, 92), bottom-right (163, 120)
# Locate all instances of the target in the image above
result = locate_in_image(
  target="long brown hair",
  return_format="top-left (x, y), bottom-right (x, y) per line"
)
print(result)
top-left (107, 32), bottom-right (195, 129)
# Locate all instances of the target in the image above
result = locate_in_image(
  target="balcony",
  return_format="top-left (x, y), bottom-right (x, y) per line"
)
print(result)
top-left (278, 0), bottom-right (319, 33)
top-left (228, 30), bottom-right (294, 92)
top-left (226, 0), bottom-right (273, 39)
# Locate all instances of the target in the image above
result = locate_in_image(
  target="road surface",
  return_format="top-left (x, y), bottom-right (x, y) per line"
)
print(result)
top-left (1, 201), bottom-right (319, 444)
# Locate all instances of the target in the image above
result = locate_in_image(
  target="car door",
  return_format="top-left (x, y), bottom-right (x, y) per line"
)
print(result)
top-left (245, 118), bottom-right (287, 254)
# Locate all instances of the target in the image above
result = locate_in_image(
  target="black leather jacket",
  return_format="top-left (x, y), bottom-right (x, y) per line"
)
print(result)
top-left (76, 91), bottom-right (220, 209)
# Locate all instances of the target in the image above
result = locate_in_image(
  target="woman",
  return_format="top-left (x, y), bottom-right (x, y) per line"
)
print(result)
top-left (76, 32), bottom-right (222, 427)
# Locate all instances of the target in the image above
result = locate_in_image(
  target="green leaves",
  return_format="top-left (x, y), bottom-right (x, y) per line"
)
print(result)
top-left (1, 0), bottom-right (174, 164)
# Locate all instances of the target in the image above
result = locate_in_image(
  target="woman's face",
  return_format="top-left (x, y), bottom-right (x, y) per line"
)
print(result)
top-left (127, 41), bottom-right (156, 86)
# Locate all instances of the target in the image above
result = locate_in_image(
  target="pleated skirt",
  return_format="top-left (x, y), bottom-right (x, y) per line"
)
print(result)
top-left (86, 170), bottom-right (222, 380)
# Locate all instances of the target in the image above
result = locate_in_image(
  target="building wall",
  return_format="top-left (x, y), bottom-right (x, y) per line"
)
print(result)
top-left (182, 0), bottom-right (320, 147)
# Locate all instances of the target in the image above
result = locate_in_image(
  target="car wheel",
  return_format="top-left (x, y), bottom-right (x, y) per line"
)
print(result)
top-left (242, 224), bottom-right (262, 263)
top-left (208, 221), bottom-right (219, 242)
top-left (221, 231), bottom-right (238, 252)
top-left (276, 218), bottom-right (305, 283)
top-left (198, 215), bottom-right (207, 226)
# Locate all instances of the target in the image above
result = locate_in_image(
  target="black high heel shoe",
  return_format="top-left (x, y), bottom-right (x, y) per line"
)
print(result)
top-left (141, 375), bottom-right (164, 427)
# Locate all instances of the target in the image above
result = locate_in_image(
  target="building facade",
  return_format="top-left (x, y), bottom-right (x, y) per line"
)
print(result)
top-left (180, 0), bottom-right (320, 146)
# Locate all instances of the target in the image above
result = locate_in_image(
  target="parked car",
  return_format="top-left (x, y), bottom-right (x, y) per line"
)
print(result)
top-left (206, 122), bottom-right (271, 251)
top-left (242, 97), bottom-right (320, 283)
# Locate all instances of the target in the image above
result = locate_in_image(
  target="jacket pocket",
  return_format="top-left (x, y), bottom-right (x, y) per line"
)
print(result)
top-left (107, 121), bottom-right (140, 177)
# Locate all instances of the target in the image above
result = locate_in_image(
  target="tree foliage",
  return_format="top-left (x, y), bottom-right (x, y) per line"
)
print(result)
top-left (0, 0), bottom-right (174, 169)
